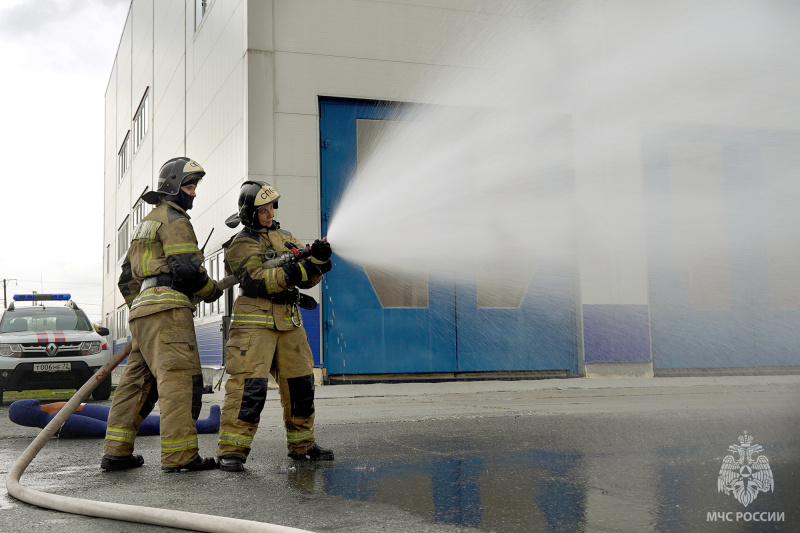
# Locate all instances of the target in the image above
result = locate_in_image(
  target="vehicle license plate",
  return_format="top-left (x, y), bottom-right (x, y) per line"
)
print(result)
top-left (33, 362), bottom-right (72, 372)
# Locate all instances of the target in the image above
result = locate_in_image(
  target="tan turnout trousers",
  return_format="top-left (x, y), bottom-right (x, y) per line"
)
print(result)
top-left (216, 326), bottom-right (316, 459)
top-left (104, 307), bottom-right (203, 468)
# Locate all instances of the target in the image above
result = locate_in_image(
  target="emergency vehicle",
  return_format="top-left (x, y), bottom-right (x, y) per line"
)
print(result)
top-left (0, 294), bottom-right (112, 405)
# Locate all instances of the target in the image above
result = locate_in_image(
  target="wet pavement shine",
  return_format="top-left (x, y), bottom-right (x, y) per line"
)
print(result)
top-left (1, 375), bottom-right (798, 532)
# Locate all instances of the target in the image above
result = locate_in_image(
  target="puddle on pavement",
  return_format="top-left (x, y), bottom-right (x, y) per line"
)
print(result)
top-left (279, 445), bottom-right (796, 532)
top-left (285, 450), bottom-right (586, 532)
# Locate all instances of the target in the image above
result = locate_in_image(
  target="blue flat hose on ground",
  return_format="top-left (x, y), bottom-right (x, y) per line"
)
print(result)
top-left (5, 334), bottom-right (315, 533)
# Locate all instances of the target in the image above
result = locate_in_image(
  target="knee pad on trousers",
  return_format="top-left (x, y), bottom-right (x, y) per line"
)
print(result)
top-left (239, 377), bottom-right (268, 424)
top-left (138, 377), bottom-right (159, 419)
top-left (192, 374), bottom-right (203, 421)
top-left (288, 374), bottom-right (315, 418)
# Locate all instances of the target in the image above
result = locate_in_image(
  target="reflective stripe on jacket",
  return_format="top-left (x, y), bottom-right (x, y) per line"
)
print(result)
top-left (121, 200), bottom-right (216, 319)
top-left (226, 225), bottom-right (322, 332)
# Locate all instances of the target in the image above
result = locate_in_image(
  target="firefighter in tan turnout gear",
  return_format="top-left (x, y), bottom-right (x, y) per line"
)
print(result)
top-left (216, 181), bottom-right (333, 472)
top-left (101, 157), bottom-right (223, 473)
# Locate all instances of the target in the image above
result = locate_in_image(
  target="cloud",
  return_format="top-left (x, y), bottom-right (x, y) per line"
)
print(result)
top-left (0, 0), bottom-right (129, 75)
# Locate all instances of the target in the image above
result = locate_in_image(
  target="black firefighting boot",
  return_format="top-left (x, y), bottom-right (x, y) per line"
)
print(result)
top-left (288, 443), bottom-right (334, 461)
top-left (218, 454), bottom-right (245, 472)
top-left (162, 456), bottom-right (217, 473)
top-left (100, 454), bottom-right (144, 471)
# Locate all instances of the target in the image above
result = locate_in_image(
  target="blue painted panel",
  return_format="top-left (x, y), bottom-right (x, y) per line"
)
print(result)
top-left (455, 273), bottom-right (579, 373)
top-left (644, 124), bottom-right (800, 369)
top-left (454, 114), bottom-right (579, 373)
top-left (195, 320), bottom-right (223, 368)
top-left (320, 98), bottom-right (579, 375)
top-left (583, 305), bottom-right (651, 364)
top-left (112, 336), bottom-right (131, 366)
top-left (320, 98), bottom-right (457, 375)
top-left (115, 321), bottom-right (226, 369)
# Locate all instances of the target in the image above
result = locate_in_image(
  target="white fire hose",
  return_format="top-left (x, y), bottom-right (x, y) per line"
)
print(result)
top-left (5, 274), bottom-right (316, 533)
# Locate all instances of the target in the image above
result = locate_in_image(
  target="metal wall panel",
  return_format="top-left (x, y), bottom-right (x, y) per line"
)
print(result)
top-left (131, 0), bottom-right (153, 105)
top-left (102, 60), bottom-right (120, 320)
top-left (196, 320), bottom-right (224, 368)
top-left (274, 0), bottom-right (498, 67)
top-left (152, 0), bottom-right (186, 181)
top-left (247, 51), bottom-right (276, 178)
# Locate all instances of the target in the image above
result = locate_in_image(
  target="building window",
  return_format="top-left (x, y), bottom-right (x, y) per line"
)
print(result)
top-left (117, 133), bottom-right (130, 183)
top-left (132, 90), bottom-right (149, 154)
top-left (115, 305), bottom-right (129, 339)
top-left (117, 217), bottom-right (129, 261)
top-left (132, 197), bottom-right (149, 229)
top-left (195, 0), bottom-right (211, 30)
top-left (106, 244), bottom-right (111, 275)
top-left (197, 252), bottom-right (226, 318)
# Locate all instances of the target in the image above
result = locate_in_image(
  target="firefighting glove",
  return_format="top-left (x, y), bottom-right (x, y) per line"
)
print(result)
top-left (203, 286), bottom-right (224, 303)
top-left (283, 259), bottom-right (330, 287)
top-left (282, 263), bottom-right (303, 287)
top-left (310, 239), bottom-right (332, 262)
top-left (310, 258), bottom-right (332, 274)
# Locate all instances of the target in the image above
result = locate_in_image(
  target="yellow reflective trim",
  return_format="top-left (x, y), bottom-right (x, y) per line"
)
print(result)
top-left (161, 436), bottom-right (199, 445)
top-left (286, 427), bottom-right (314, 443)
top-left (195, 278), bottom-right (214, 298)
top-left (161, 444), bottom-right (198, 453)
top-left (132, 289), bottom-right (192, 307)
top-left (298, 262), bottom-right (308, 282)
top-left (219, 439), bottom-right (252, 449)
top-left (220, 432), bottom-right (253, 441)
top-left (107, 426), bottom-right (137, 436)
top-left (164, 247), bottom-right (199, 255)
top-left (105, 435), bottom-right (136, 444)
top-left (232, 313), bottom-right (274, 325)
top-left (244, 257), bottom-right (261, 267)
top-left (141, 242), bottom-right (153, 277)
top-left (164, 242), bottom-right (200, 255)
top-left (228, 257), bottom-right (247, 270)
top-left (265, 268), bottom-right (276, 293)
top-left (132, 220), bottom-right (161, 240)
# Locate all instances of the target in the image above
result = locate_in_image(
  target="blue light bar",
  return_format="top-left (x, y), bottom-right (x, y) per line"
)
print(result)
top-left (13, 294), bottom-right (72, 302)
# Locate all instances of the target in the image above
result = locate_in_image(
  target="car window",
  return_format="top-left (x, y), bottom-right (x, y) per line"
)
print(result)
top-left (0, 309), bottom-right (93, 333)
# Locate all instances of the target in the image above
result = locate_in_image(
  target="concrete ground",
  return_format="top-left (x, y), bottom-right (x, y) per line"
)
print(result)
top-left (1, 374), bottom-right (799, 532)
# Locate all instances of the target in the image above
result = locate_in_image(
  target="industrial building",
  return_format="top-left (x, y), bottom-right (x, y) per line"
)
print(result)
top-left (102, 0), bottom-right (800, 382)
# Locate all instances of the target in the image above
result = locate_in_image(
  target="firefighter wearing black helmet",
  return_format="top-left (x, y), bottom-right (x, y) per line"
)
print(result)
top-left (216, 180), bottom-right (334, 472)
top-left (101, 157), bottom-right (222, 473)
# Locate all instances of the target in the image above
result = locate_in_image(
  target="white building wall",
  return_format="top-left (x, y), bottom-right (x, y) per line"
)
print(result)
top-left (243, 0), bottom-right (522, 304)
top-left (185, 0), bottom-right (247, 256)
top-left (153, 1), bottom-right (187, 176)
top-left (129, 0), bottom-right (154, 207)
top-left (108, 0), bottom-right (800, 373)
top-left (102, 58), bottom-right (120, 330)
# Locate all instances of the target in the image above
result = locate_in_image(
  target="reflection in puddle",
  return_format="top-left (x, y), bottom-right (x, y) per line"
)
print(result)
top-left (290, 450), bottom-right (586, 532)
top-left (285, 444), bottom-right (797, 531)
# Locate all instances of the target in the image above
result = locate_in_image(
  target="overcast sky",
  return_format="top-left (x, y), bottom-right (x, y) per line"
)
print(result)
top-left (0, 0), bottom-right (130, 322)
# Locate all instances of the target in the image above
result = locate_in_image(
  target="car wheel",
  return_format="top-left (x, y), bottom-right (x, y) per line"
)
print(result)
top-left (92, 374), bottom-right (113, 401)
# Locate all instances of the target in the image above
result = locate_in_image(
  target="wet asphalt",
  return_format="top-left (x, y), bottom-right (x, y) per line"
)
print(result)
top-left (1, 375), bottom-right (799, 533)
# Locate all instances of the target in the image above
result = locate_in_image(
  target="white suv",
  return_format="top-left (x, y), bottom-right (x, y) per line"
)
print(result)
top-left (0, 294), bottom-right (113, 405)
